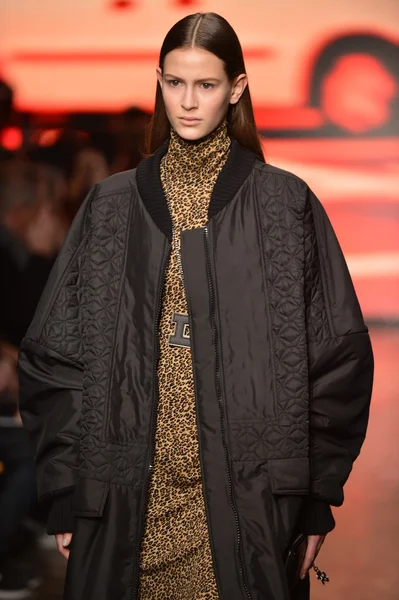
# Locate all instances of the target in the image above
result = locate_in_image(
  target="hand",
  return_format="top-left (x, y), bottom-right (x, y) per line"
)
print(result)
top-left (55, 533), bottom-right (73, 559)
top-left (299, 535), bottom-right (326, 580)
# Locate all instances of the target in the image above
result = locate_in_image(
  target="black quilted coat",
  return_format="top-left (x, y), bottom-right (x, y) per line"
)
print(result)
top-left (18, 140), bottom-right (373, 600)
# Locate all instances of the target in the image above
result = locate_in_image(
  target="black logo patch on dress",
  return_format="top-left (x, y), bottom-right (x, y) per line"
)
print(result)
top-left (168, 312), bottom-right (190, 348)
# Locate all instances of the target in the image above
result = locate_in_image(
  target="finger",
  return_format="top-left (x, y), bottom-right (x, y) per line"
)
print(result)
top-left (55, 533), bottom-right (72, 559)
top-left (55, 535), bottom-right (69, 559)
top-left (299, 537), bottom-right (318, 579)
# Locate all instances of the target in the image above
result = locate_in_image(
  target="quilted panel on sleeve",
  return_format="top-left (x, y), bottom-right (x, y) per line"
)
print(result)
top-left (255, 168), bottom-right (309, 459)
top-left (78, 191), bottom-right (140, 481)
top-left (39, 255), bottom-right (86, 361)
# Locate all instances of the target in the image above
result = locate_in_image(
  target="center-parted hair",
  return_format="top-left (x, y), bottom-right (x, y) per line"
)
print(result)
top-left (147, 12), bottom-right (265, 161)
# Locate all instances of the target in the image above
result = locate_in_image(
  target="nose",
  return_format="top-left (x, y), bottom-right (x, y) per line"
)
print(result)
top-left (181, 85), bottom-right (198, 111)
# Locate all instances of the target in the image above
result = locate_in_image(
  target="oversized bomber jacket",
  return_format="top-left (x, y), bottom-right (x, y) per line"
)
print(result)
top-left (18, 139), bottom-right (373, 600)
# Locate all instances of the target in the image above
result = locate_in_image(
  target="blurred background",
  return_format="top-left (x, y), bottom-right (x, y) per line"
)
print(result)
top-left (0, 1), bottom-right (398, 599)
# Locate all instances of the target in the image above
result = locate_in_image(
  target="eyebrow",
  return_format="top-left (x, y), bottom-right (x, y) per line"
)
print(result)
top-left (163, 74), bottom-right (220, 83)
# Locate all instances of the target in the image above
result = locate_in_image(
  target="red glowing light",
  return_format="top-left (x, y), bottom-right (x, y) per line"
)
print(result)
top-left (1, 127), bottom-right (23, 151)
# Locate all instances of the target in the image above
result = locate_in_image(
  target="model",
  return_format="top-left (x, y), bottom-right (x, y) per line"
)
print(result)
top-left (18, 12), bottom-right (374, 600)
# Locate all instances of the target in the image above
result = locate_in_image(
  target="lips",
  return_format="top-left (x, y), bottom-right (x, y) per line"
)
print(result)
top-left (179, 117), bottom-right (201, 124)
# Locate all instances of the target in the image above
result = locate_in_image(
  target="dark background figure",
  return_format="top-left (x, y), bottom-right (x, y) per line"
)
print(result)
top-left (108, 106), bottom-right (152, 174)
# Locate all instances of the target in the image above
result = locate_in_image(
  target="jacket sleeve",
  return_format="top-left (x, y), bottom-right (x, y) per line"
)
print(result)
top-left (304, 186), bottom-right (374, 508)
top-left (18, 186), bottom-right (97, 511)
top-left (46, 490), bottom-right (76, 534)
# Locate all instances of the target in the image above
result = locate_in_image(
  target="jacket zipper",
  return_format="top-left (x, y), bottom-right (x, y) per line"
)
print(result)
top-left (132, 241), bottom-right (171, 600)
top-left (204, 225), bottom-right (252, 600)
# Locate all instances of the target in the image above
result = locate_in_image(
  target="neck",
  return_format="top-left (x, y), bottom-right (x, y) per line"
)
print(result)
top-left (165, 121), bottom-right (231, 178)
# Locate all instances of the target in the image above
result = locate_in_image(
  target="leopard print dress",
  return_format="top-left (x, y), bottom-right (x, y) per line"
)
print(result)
top-left (138, 122), bottom-right (231, 599)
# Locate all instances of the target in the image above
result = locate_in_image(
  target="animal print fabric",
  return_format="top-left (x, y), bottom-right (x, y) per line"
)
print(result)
top-left (138, 122), bottom-right (231, 599)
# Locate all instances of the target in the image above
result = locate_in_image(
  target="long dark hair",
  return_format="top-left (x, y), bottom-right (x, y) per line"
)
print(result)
top-left (146, 12), bottom-right (265, 161)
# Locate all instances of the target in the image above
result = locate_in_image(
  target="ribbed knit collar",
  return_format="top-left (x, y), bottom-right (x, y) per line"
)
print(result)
top-left (164, 121), bottom-right (231, 181)
top-left (136, 133), bottom-right (258, 242)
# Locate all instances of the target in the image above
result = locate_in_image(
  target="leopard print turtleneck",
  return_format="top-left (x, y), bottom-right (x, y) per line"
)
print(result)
top-left (139, 122), bottom-right (231, 599)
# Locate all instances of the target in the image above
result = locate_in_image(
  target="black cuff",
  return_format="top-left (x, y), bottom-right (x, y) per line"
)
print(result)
top-left (299, 498), bottom-right (336, 535)
top-left (46, 489), bottom-right (76, 535)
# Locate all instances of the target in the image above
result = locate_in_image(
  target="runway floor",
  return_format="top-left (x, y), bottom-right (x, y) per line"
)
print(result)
top-left (29, 327), bottom-right (399, 599)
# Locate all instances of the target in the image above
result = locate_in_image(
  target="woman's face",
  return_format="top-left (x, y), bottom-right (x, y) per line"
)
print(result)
top-left (157, 47), bottom-right (247, 141)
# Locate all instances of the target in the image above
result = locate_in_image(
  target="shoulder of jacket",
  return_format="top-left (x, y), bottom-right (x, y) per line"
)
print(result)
top-left (253, 160), bottom-right (308, 191)
top-left (95, 168), bottom-right (138, 198)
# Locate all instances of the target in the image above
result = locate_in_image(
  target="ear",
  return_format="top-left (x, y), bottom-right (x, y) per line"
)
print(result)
top-left (230, 74), bottom-right (248, 105)
top-left (156, 67), bottom-right (163, 89)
